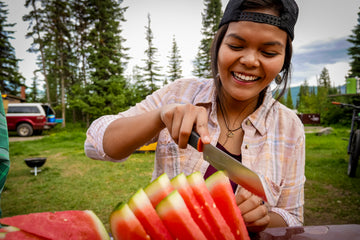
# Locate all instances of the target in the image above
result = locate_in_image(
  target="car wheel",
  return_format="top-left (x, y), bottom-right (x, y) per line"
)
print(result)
top-left (17, 123), bottom-right (34, 137)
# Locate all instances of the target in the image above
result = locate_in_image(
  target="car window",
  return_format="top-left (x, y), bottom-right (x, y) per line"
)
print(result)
top-left (7, 106), bottom-right (40, 114)
top-left (41, 105), bottom-right (55, 115)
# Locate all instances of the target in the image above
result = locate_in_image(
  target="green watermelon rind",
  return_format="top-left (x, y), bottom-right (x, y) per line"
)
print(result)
top-left (84, 210), bottom-right (110, 240)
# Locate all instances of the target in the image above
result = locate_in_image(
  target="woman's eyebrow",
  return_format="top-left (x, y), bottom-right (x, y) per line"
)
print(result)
top-left (225, 33), bottom-right (284, 47)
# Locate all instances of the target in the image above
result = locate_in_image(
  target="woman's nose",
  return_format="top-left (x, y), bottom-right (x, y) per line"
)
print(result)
top-left (239, 50), bottom-right (260, 68)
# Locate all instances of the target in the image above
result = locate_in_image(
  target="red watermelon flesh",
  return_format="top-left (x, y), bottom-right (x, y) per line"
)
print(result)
top-left (0, 210), bottom-right (109, 240)
top-left (187, 172), bottom-right (236, 240)
top-left (144, 173), bottom-right (174, 208)
top-left (2, 229), bottom-right (49, 240)
top-left (156, 190), bottom-right (207, 240)
top-left (110, 202), bottom-right (150, 240)
top-left (128, 188), bottom-right (173, 240)
top-left (171, 173), bottom-right (217, 240)
top-left (206, 171), bottom-right (250, 240)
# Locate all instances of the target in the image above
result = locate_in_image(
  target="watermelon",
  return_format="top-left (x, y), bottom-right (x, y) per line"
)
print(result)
top-left (128, 188), bottom-right (173, 240)
top-left (171, 173), bottom-right (217, 240)
top-left (187, 172), bottom-right (236, 240)
top-left (144, 173), bottom-right (174, 207)
top-left (1, 229), bottom-right (48, 240)
top-left (110, 202), bottom-right (150, 240)
top-left (156, 190), bottom-right (207, 240)
top-left (206, 171), bottom-right (250, 240)
top-left (0, 210), bottom-right (109, 240)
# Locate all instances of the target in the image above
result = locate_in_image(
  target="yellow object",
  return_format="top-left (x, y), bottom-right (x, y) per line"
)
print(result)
top-left (137, 142), bottom-right (157, 152)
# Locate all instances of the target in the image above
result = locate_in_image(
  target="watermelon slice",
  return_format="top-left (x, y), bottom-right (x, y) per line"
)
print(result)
top-left (144, 173), bottom-right (174, 207)
top-left (171, 173), bottom-right (217, 240)
top-left (206, 171), bottom-right (250, 240)
top-left (128, 188), bottom-right (173, 240)
top-left (156, 190), bottom-right (207, 240)
top-left (110, 202), bottom-right (150, 240)
top-left (0, 210), bottom-right (109, 240)
top-left (1, 229), bottom-right (48, 240)
top-left (187, 172), bottom-right (236, 240)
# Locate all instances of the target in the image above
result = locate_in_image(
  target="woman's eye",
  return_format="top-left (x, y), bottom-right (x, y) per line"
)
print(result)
top-left (227, 44), bottom-right (243, 50)
top-left (262, 51), bottom-right (278, 57)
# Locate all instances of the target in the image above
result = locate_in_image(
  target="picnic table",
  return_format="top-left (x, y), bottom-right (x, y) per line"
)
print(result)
top-left (253, 224), bottom-right (360, 239)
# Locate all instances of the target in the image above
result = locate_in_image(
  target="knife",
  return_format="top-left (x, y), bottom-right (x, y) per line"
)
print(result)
top-left (188, 131), bottom-right (268, 202)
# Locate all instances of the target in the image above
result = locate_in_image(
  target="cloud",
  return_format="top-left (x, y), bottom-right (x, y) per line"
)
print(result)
top-left (291, 37), bottom-right (352, 86)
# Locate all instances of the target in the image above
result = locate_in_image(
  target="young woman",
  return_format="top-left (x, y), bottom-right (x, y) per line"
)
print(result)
top-left (85, 0), bottom-right (305, 233)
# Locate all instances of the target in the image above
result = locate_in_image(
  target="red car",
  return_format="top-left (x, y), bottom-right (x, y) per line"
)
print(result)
top-left (6, 103), bottom-right (57, 137)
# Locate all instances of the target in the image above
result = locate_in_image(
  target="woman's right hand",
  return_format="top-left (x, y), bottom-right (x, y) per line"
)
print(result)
top-left (160, 103), bottom-right (211, 148)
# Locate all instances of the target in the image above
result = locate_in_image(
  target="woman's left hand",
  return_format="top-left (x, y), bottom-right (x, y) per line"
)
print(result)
top-left (235, 187), bottom-right (270, 233)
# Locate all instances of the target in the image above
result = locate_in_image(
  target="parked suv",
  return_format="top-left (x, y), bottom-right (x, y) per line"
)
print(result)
top-left (6, 103), bottom-right (57, 137)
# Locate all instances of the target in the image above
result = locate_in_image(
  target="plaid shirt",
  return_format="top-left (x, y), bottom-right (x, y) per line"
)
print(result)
top-left (0, 96), bottom-right (10, 218)
top-left (85, 78), bottom-right (305, 226)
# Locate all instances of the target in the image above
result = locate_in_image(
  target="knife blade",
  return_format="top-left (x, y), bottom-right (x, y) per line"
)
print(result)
top-left (188, 131), bottom-right (268, 202)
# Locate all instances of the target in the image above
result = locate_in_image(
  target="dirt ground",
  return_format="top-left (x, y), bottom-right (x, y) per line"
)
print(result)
top-left (9, 136), bottom-right (44, 142)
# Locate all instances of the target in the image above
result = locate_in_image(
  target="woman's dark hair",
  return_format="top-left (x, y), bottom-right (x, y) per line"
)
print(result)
top-left (211, 0), bottom-right (293, 103)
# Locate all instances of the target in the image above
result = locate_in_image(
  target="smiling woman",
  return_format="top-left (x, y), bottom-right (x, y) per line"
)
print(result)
top-left (85, 0), bottom-right (306, 234)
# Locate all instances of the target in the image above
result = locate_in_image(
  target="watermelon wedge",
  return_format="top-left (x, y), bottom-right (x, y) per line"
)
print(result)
top-left (156, 190), bottom-right (207, 240)
top-left (171, 173), bottom-right (217, 240)
top-left (0, 210), bottom-right (109, 240)
top-left (187, 172), bottom-right (235, 240)
top-left (128, 188), bottom-right (173, 240)
top-left (206, 171), bottom-right (250, 240)
top-left (110, 202), bottom-right (150, 240)
top-left (144, 173), bottom-right (174, 207)
top-left (1, 228), bottom-right (48, 240)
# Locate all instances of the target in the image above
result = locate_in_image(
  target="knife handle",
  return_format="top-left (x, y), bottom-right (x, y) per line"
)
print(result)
top-left (188, 131), bottom-right (204, 152)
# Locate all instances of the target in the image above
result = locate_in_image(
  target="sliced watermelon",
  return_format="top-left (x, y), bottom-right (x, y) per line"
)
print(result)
top-left (206, 171), bottom-right (250, 240)
top-left (110, 202), bottom-right (150, 240)
top-left (187, 172), bottom-right (235, 240)
top-left (144, 173), bottom-right (174, 207)
top-left (171, 173), bottom-right (217, 240)
top-left (156, 190), bottom-right (207, 240)
top-left (2, 229), bottom-right (48, 240)
top-left (0, 210), bottom-right (109, 240)
top-left (128, 188), bottom-right (173, 240)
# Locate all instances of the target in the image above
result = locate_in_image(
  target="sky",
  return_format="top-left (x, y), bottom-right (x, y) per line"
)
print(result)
top-left (3, 0), bottom-right (360, 90)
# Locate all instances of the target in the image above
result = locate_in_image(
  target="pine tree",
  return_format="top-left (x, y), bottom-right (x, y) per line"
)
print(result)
top-left (142, 13), bottom-right (162, 95)
top-left (347, 7), bottom-right (360, 78)
top-left (193, 0), bottom-right (222, 78)
top-left (167, 35), bottom-right (182, 82)
top-left (24, 0), bottom-right (51, 104)
top-left (286, 89), bottom-right (294, 109)
top-left (0, 1), bottom-right (24, 95)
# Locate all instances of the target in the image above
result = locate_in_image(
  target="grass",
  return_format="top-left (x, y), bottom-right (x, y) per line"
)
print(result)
top-left (2, 126), bottom-right (360, 233)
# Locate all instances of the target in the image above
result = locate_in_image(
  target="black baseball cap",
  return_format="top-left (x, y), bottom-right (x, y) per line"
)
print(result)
top-left (219, 0), bottom-right (299, 40)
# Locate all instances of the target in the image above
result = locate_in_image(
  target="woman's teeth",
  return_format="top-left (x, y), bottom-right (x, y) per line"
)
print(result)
top-left (233, 72), bottom-right (258, 81)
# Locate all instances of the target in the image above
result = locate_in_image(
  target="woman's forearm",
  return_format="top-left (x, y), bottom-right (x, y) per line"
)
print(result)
top-left (103, 109), bottom-right (165, 159)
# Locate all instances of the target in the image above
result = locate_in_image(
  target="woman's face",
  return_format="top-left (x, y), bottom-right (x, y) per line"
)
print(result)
top-left (217, 9), bottom-right (287, 103)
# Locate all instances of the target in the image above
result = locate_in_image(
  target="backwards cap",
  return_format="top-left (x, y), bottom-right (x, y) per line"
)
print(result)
top-left (219, 0), bottom-right (298, 40)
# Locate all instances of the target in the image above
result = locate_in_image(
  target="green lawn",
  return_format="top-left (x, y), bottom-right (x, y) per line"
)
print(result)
top-left (2, 126), bottom-right (360, 232)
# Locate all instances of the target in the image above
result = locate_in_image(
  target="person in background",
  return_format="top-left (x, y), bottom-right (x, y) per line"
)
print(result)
top-left (85, 0), bottom-right (305, 233)
top-left (0, 94), bottom-right (10, 219)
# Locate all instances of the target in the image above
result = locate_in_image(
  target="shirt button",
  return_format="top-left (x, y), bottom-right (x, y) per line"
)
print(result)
top-left (244, 144), bottom-right (248, 149)
top-left (246, 120), bottom-right (251, 126)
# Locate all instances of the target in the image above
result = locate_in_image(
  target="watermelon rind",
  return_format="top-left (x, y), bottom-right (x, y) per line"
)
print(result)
top-left (156, 190), bottom-right (207, 240)
top-left (144, 173), bottom-right (173, 207)
top-left (128, 188), bottom-right (173, 240)
top-left (205, 171), bottom-right (250, 240)
top-left (85, 210), bottom-right (111, 240)
top-left (110, 202), bottom-right (150, 240)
